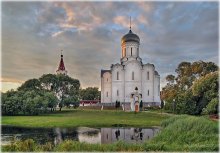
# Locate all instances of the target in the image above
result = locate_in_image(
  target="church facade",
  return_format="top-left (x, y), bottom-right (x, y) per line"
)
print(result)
top-left (101, 28), bottom-right (161, 108)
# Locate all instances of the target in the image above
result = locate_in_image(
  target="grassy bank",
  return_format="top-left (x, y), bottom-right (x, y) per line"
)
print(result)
top-left (2, 115), bottom-right (218, 152)
top-left (2, 109), bottom-right (168, 128)
top-left (150, 115), bottom-right (219, 151)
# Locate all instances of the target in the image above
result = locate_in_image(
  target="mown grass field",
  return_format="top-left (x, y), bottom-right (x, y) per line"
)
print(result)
top-left (2, 109), bottom-right (170, 128)
top-left (2, 115), bottom-right (218, 152)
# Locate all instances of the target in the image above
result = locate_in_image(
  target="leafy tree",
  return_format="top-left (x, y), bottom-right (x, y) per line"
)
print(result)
top-left (44, 92), bottom-right (58, 112)
top-left (175, 90), bottom-right (197, 115)
top-left (165, 74), bottom-right (175, 86)
top-left (192, 71), bottom-right (218, 114)
top-left (2, 90), bottom-right (59, 116)
top-left (2, 90), bottom-right (23, 115)
top-left (80, 87), bottom-right (100, 100)
top-left (39, 74), bottom-right (80, 111)
top-left (18, 79), bottom-right (41, 91)
top-left (63, 96), bottom-right (79, 108)
top-left (202, 98), bottom-right (218, 115)
top-left (162, 60), bottom-right (218, 115)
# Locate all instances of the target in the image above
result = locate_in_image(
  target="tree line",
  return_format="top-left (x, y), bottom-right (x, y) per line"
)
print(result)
top-left (2, 74), bottom-right (80, 115)
top-left (161, 60), bottom-right (218, 115)
top-left (2, 74), bottom-right (101, 116)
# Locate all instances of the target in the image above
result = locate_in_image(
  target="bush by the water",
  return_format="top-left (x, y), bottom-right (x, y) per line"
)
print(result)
top-left (2, 115), bottom-right (218, 152)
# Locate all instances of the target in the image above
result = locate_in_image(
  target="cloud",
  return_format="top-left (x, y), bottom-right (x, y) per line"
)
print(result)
top-left (52, 31), bottom-right (64, 37)
top-left (113, 16), bottom-right (130, 29)
top-left (1, 78), bottom-right (24, 83)
top-left (137, 14), bottom-right (149, 26)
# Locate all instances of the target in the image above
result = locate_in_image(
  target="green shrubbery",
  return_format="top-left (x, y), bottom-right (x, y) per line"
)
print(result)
top-left (2, 115), bottom-right (218, 152)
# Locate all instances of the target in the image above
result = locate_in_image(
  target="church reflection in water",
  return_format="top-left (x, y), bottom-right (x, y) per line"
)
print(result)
top-left (101, 128), bottom-right (160, 144)
top-left (53, 127), bottom-right (160, 144)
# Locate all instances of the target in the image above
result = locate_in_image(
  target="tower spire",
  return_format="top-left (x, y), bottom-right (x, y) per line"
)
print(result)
top-left (56, 50), bottom-right (67, 75)
top-left (129, 16), bottom-right (131, 30)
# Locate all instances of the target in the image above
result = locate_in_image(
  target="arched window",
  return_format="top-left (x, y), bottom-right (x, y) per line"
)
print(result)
top-left (117, 71), bottom-right (119, 80)
top-left (131, 47), bottom-right (133, 56)
top-left (117, 90), bottom-right (119, 96)
top-left (147, 71), bottom-right (149, 80)
top-left (132, 71), bottom-right (134, 80)
top-left (106, 92), bottom-right (108, 97)
top-left (148, 90), bottom-right (149, 96)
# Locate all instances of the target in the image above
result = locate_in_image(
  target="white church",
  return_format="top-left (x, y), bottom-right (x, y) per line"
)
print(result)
top-left (101, 26), bottom-right (161, 111)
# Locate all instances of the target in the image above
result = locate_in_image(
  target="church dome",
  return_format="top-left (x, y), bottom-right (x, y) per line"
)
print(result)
top-left (121, 30), bottom-right (140, 44)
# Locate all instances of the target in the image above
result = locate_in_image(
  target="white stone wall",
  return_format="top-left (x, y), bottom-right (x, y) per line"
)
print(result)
top-left (141, 64), bottom-right (155, 102)
top-left (154, 74), bottom-right (161, 103)
top-left (124, 60), bottom-right (142, 102)
top-left (111, 64), bottom-right (124, 102)
top-left (101, 72), bottom-right (112, 103)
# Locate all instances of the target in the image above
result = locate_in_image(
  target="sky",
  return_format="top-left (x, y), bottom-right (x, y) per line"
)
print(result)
top-left (1, 1), bottom-right (219, 92)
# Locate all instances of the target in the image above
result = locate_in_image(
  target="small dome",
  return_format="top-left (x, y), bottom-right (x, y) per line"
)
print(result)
top-left (121, 30), bottom-right (140, 44)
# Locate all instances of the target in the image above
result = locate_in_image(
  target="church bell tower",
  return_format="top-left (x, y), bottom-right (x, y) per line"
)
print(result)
top-left (56, 50), bottom-right (67, 75)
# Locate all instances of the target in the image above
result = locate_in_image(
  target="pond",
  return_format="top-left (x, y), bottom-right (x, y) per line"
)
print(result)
top-left (1, 126), bottom-right (160, 145)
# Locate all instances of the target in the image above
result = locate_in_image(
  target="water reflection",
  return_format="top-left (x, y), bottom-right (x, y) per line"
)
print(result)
top-left (1, 126), bottom-right (160, 145)
top-left (101, 128), bottom-right (160, 144)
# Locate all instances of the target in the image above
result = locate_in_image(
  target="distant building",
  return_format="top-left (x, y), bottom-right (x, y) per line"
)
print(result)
top-left (80, 100), bottom-right (101, 106)
top-left (56, 51), bottom-right (67, 75)
top-left (101, 26), bottom-right (161, 109)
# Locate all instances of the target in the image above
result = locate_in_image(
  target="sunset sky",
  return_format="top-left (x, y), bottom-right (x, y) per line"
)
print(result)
top-left (1, 1), bottom-right (219, 92)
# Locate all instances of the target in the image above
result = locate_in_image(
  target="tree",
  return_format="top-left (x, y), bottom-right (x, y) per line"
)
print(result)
top-left (162, 60), bottom-right (218, 115)
top-left (192, 71), bottom-right (218, 114)
top-left (63, 96), bottom-right (79, 108)
top-left (2, 90), bottom-right (23, 115)
top-left (44, 92), bottom-right (58, 112)
top-left (175, 90), bottom-right (197, 115)
top-left (165, 74), bottom-right (175, 86)
top-left (39, 74), bottom-right (80, 111)
top-left (80, 87), bottom-right (100, 100)
top-left (202, 98), bottom-right (218, 115)
top-left (18, 79), bottom-right (41, 91)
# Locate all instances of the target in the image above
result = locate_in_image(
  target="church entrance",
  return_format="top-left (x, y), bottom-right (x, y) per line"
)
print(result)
top-left (130, 87), bottom-right (142, 112)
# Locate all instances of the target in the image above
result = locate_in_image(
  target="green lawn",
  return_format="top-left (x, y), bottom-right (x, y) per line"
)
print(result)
top-left (2, 109), bottom-right (170, 128)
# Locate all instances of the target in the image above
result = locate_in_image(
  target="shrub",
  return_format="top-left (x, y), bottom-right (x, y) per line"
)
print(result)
top-left (202, 98), bottom-right (218, 115)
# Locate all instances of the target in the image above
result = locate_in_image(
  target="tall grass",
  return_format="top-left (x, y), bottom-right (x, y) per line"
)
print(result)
top-left (149, 115), bottom-right (219, 151)
top-left (2, 115), bottom-right (218, 152)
